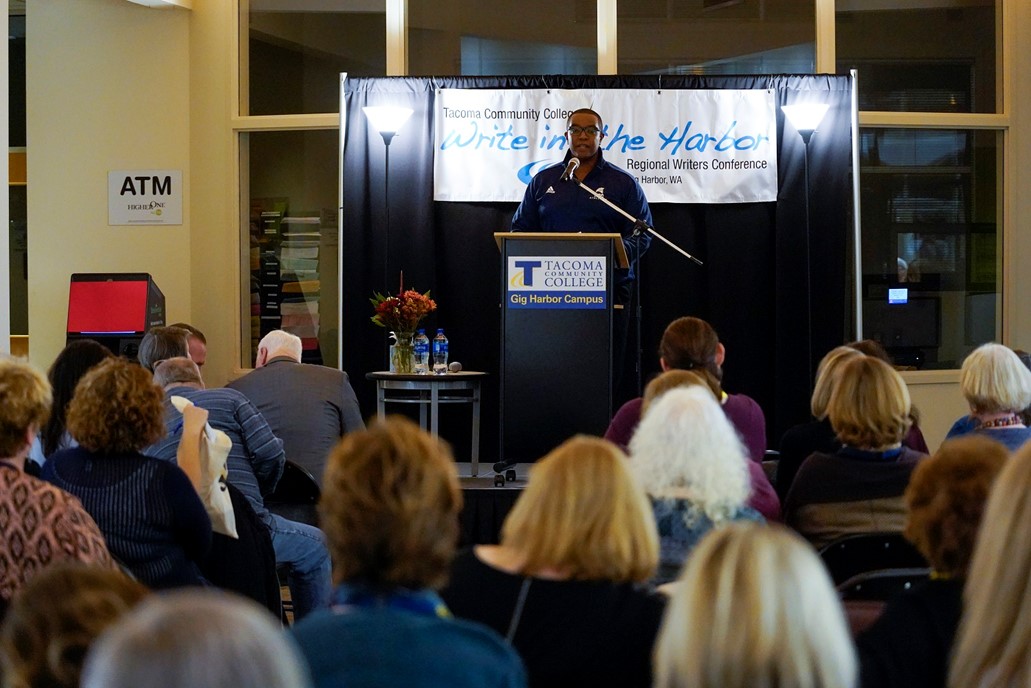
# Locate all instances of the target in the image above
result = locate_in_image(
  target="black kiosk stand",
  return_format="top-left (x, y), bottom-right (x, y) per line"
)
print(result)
top-left (494, 232), bottom-right (629, 471)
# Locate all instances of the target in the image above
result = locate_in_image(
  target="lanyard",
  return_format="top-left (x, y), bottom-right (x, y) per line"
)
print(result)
top-left (330, 584), bottom-right (451, 619)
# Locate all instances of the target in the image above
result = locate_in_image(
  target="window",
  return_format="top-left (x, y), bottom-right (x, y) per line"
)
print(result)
top-left (241, 130), bottom-right (340, 367)
top-left (618, 0), bottom-right (815, 75)
top-left (837, 2), bottom-right (997, 113)
top-left (859, 129), bottom-right (999, 369)
top-left (245, 1), bottom-right (386, 115)
top-left (408, 0), bottom-right (594, 75)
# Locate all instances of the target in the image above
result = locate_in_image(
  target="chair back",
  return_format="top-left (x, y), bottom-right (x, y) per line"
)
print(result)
top-left (818, 531), bottom-right (927, 585)
top-left (266, 460), bottom-right (321, 526)
top-left (837, 567), bottom-right (931, 601)
top-left (201, 482), bottom-right (282, 618)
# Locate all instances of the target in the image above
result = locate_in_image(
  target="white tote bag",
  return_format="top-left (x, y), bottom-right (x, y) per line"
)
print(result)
top-left (172, 396), bottom-right (238, 539)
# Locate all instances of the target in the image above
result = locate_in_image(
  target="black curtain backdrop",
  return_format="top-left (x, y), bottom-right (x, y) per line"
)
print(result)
top-left (341, 75), bottom-right (854, 462)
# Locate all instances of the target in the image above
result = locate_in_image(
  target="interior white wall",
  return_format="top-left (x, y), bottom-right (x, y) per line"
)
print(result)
top-left (26, 0), bottom-right (191, 370)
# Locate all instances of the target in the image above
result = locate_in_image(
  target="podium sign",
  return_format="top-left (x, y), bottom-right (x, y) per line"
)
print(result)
top-left (495, 233), bottom-right (627, 463)
top-left (505, 255), bottom-right (608, 310)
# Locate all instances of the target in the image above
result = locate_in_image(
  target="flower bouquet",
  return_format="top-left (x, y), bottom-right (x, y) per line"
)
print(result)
top-left (370, 277), bottom-right (437, 374)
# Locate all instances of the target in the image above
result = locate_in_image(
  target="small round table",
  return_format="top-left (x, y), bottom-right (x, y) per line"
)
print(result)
top-left (366, 371), bottom-right (487, 476)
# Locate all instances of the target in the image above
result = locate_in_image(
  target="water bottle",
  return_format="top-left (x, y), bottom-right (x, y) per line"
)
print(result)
top-left (413, 329), bottom-right (430, 374)
top-left (432, 328), bottom-right (449, 375)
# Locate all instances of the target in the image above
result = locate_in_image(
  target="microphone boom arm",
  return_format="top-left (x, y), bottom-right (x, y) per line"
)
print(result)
top-left (570, 177), bottom-right (703, 266)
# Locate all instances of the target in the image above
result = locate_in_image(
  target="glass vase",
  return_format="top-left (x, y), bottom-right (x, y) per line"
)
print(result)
top-left (390, 331), bottom-right (416, 374)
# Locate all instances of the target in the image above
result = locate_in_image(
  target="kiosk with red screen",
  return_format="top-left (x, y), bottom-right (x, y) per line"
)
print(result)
top-left (66, 273), bottom-right (165, 358)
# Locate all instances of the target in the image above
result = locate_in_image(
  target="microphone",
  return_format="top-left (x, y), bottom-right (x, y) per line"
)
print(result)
top-left (448, 361), bottom-right (462, 373)
top-left (559, 157), bottom-right (580, 182)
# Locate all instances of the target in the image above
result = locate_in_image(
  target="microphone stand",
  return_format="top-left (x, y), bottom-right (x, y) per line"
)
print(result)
top-left (569, 177), bottom-right (703, 266)
top-left (568, 176), bottom-right (703, 399)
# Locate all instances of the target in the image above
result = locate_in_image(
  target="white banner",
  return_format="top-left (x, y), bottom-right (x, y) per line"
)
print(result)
top-left (433, 89), bottom-right (778, 204)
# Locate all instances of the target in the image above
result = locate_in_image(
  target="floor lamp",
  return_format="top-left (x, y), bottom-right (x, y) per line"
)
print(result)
top-left (362, 105), bottom-right (414, 291)
top-left (782, 102), bottom-right (829, 391)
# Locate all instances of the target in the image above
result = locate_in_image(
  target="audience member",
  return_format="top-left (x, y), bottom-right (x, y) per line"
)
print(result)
top-left (227, 330), bottom-right (365, 484)
top-left (605, 316), bottom-right (767, 463)
top-left (847, 339), bottom-right (929, 452)
top-left (137, 325), bottom-right (190, 372)
top-left (0, 564), bottom-right (149, 688)
top-left (629, 387), bottom-right (764, 584)
top-left (640, 368), bottom-right (722, 416)
top-left (82, 590), bottom-right (312, 688)
top-left (784, 356), bottom-right (926, 548)
top-left (641, 369), bottom-right (779, 520)
top-left (948, 441), bottom-right (1031, 688)
top-left (169, 322), bottom-right (207, 367)
top-left (777, 346), bottom-right (865, 499)
top-left (858, 436), bottom-right (1007, 688)
top-left (653, 523), bottom-right (856, 688)
top-left (42, 358), bottom-right (212, 589)
top-left (944, 342), bottom-right (1031, 451)
top-left (147, 357), bottom-right (331, 620)
top-left (28, 339), bottom-right (113, 467)
top-left (0, 358), bottom-right (115, 604)
top-left (291, 416), bottom-right (526, 688)
top-left (442, 435), bottom-right (664, 688)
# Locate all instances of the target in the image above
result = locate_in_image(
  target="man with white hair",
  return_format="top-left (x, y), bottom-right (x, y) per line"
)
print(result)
top-left (226, 330), bottom-right (365, 483)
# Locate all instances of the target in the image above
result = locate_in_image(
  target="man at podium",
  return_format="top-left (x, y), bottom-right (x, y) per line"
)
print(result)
top-left (512, 107), bottom-right (652, 387)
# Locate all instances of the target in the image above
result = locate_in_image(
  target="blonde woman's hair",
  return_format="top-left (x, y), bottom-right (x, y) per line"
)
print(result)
top-left (811, 346), bottom-right (863, 419)
top-left (654, 523), bottom-right (857, 688)
top-left (641, 368), bottom-right (721, 417)
top-left (826, 356), bottom-right (911, 450)
top-left (948, 441), bottom-right (1031, 688)
top-left (959, 342), bottom-right (1031, 415)
top-left (0, 357), bottom-right (51, 458)
top-left (500, 435), bottom-right (658, 582)
top-left (629, 386), bottom-right (751, 524)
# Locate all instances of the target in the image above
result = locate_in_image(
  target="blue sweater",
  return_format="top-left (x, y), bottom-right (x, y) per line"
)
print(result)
top-left (292, 587), bottom-right (526, 688)
top-left (42, 446), bottom-right (212, 588)
top-left (512, 149), bottom-right (652, 285)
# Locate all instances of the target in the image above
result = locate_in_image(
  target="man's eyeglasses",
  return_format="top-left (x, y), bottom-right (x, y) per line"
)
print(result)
top-left (567, 125), bottom-right (601, 137)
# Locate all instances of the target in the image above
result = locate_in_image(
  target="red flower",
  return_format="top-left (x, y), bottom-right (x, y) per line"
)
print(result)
top-left (370, 285), bottom-right (437, 332)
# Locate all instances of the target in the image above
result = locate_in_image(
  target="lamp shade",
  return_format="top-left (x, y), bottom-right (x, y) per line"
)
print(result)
top-left (362, 106), bottom-right (414, 136)
top-left (781, 103), bottom-right (830, 134)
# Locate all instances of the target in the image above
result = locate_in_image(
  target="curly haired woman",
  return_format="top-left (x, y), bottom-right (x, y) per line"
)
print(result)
top-left (42, 358), bottom-right (211, 589)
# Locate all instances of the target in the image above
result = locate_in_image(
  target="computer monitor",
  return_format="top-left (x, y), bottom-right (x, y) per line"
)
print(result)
top-left (862, 291), bottom-right (941, 350)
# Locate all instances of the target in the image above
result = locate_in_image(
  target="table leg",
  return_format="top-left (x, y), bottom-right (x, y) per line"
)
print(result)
top-left (416, 389), bottom-right (428, 427)
top-left (376, 383), bottom-right (386, 419)
top-left (430, 384), bottom-right (440, 437)
top-left (471, 382), bottom-right (481, 476)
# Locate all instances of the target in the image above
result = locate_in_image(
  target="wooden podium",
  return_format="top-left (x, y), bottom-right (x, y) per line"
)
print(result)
top-left (494, 232), bottom-right (629, 464)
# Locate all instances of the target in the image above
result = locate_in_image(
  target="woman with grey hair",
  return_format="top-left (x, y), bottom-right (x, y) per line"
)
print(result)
top-left (945, 342), bottom-right (1031, 451)
top-left (629, 386), bottom-right (763, 584)
top-left (81, 590), bottom-right (313, 688)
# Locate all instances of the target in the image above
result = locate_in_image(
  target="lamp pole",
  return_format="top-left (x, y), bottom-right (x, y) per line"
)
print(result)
top-left (363, 106), bottom-right (413, 292)
top-left (782, 103), bottom-right (829, 391)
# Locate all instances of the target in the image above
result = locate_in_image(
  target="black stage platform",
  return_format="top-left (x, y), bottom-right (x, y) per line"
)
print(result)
top-left (457, 462), bottom-right (531, 546)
